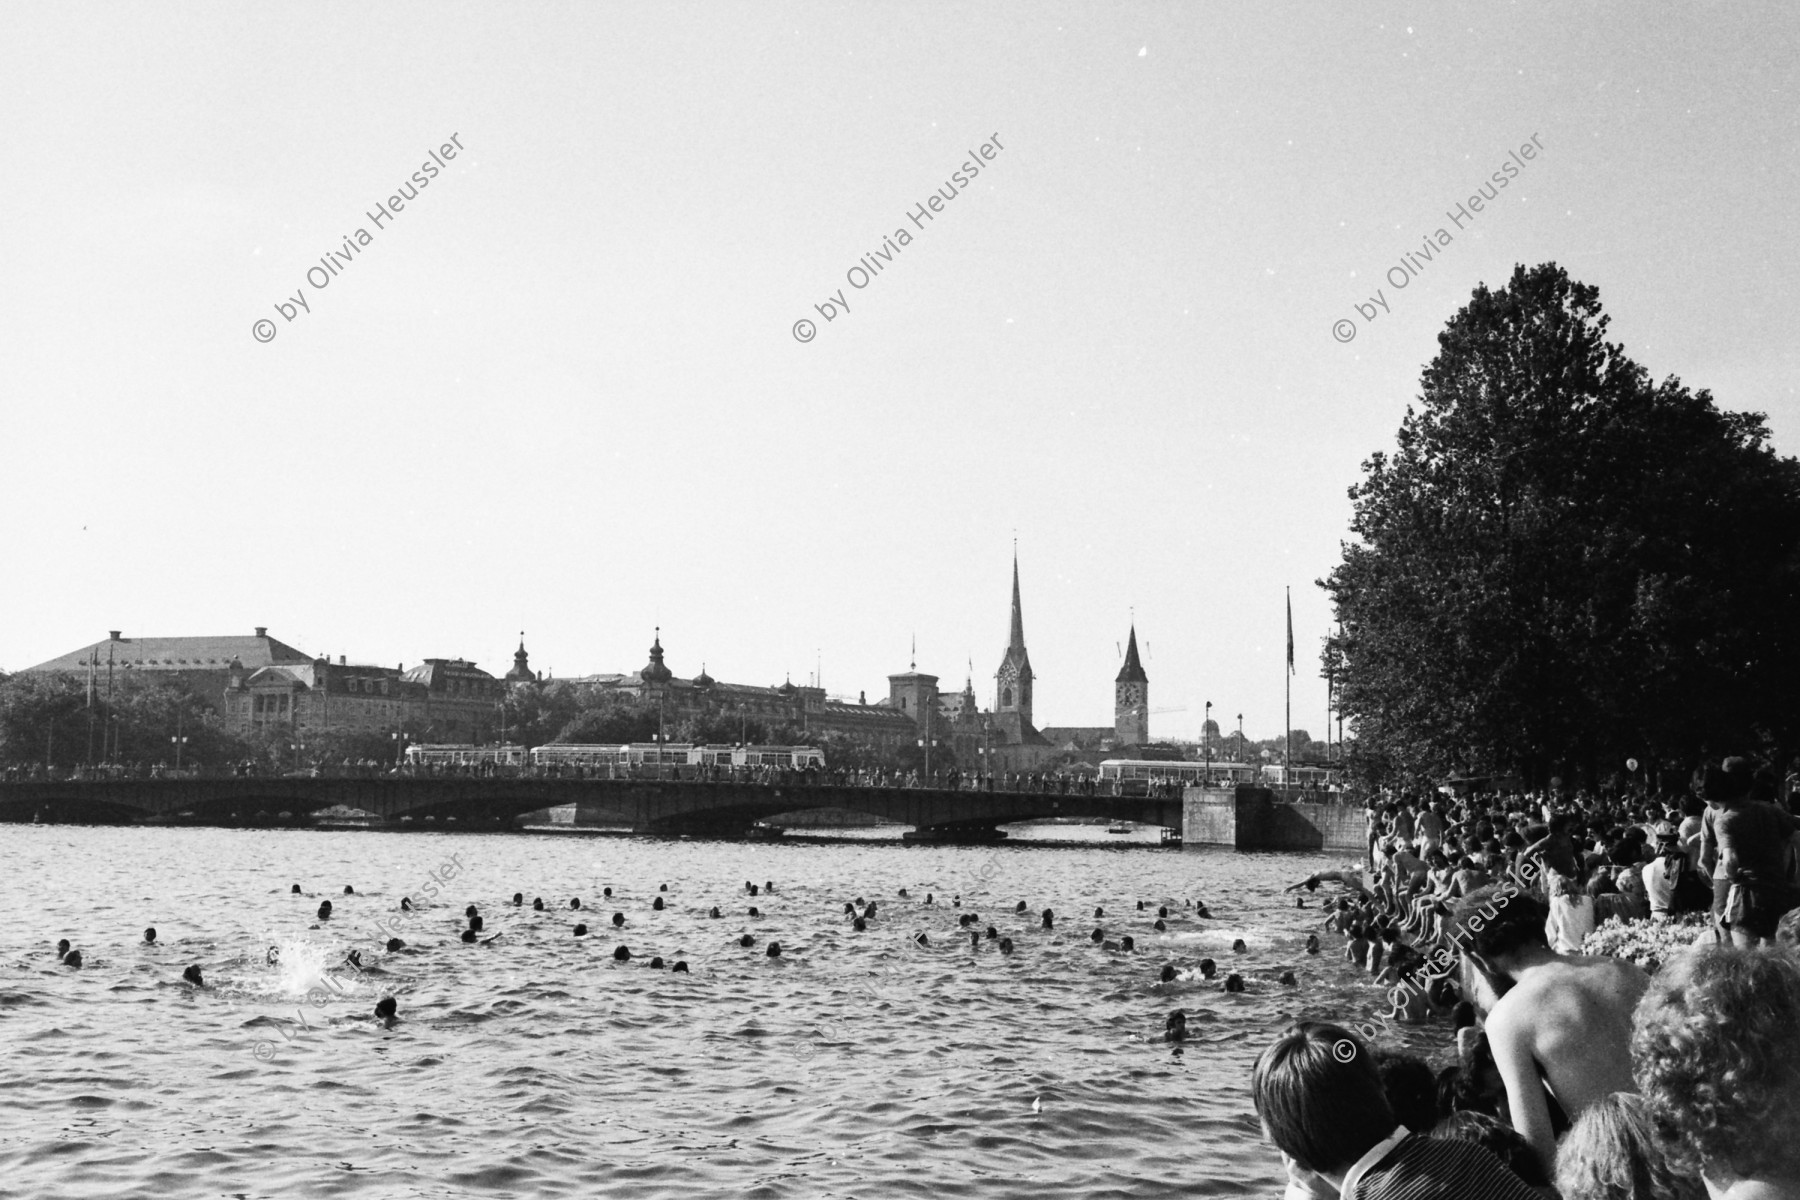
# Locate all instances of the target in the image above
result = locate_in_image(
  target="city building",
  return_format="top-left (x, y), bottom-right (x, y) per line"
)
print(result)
top-left (570, 630), bottom-right (920, 752)
top-left (23, 628), bottom-right (315, 712)
top-left (222, 654), bottom-right (504, 743)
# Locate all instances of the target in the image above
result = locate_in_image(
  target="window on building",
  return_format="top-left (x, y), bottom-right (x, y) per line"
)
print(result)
top-left (1003, 688), bottom-right (1013, 707)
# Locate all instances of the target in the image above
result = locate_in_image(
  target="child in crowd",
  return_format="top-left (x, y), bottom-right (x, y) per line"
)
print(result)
top-left (1252, 1022), bottom-right (1543, 1199)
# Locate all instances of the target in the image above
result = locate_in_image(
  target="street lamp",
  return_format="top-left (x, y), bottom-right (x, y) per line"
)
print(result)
top-left (391, 730), bottom-right (405, 768)
top-left (170, 734), bottom-right (188, 770)
top-left (1204, 700), bottom-right (1212, 784)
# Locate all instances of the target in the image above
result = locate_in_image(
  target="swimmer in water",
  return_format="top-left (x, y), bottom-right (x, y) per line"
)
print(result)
top-left (460, 929), bottom-right (476, 943)
top-left (612, 912), bottom-right (626, 927)
top-left (747, 907), bottom-right (759, 917)
top-left (1094, 906), bottom-right (1105, 918)
top-left (765, 882), bottom-right (775, 894)
top-left (659, 884), bottom-right (668, 892)
top-left (374, 996), bottom-right (397, 1023)
top-left (649, 956), bottom-right (664, 968)
top-left (1305, 934), bottom-right (1321, 954)
top-left (1041, 909), bottom-right (1055, 930)
top-left (853, 917), bottom-right (867, 931)
top-left (1159, 964), bottom-right (1177, 983)
top-left (55, 939), bottom-right (70, 958)
top-left (317, 901), bottom-right (332, 921)
top-left (709, 907), bottom-right (722, 919)
top-left (613, 945), bottom-right (631, 962)
top-left (1231, 938), bottom-right (1247, 953)
top-left (386, 938), bottom-right (405, 952)
top-left (1137, 900), bottom-right (1146, 911)
top-left (1224, 973), bottom-right (1246, 993)
top-left (986, 925), bottom-right (998, 940)
top-left (603, 888), bottom-right (613, 898)
top-left (897, 888), bottom-right (909, 898)
top-left (863, 902), bottom-right (877, 919)
top-left (62, 949), bottom-right (82, 968)
top-left (574, 924), bottom-right (588, 936)
top-left (1198, 958), bottom-right (1217, 979)
top-left (469, 915), bottom-right (483, 933)
top-left (343, 885), bottom-right (355, 895)
top-left (266, 945), bottom-right (281, 966)
top-left (1195, 902), bottom-right (1212, 919)
top-left (143, 927), bottom-right (156, 944)
top-left (1090, 928), bottom-right (1105, 944)
top-left (672, 961), bottom-right (689, 973)
top-left (182, 965), bottom-right (205, 987)
top-left (571, 898), bottom-right (582, 910)
top-left (1163, 1010), bottom-right (1188, 1042)
top-left (532, 898), bottom-right (544, 911)
top-left (739, 934), bottom-right (755, 947)
top-left (766, 942), bottom-right (781, 958)
top-left (999, 937), bottom-right (1014, 955)
top-left (1120, 935), bottom-right (1136, 952)
top-left (1158, 906), bottom-right (1169, 919)
top-left (652, 897), bottom-right (664, 911)
top-left (914, 932), bottom-right (930, 947)
top-left (971, 931), bottom-right (981, 949)
top-left (402, 897), bottom-right (413, 911)
top-left (512, 893), bottom-right (523, 906)
top-left (924, 893), bottom-right (934, 905)
top-left (1279, 970), bottom-right (1298, 986)
top-left (345, 949), bottom-right (363, 969)
top-left (292, 884), bottom-right (301, 894)
top-left (466, 905), bottom-right (479, 919)
top-left (1153, 919), bottom-right (1167, 932)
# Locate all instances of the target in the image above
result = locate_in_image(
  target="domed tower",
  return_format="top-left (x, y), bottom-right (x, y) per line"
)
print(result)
top-left (640, 628), bottom-right (673, 684)
top-left (504, 634), bottom-right (535, 685)
top-left (1114, 623), bottom-right (1149, 747)
top-left (993, 552), bottom-right (1034, 726)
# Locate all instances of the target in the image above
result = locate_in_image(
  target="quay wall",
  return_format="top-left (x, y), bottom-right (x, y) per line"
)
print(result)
top-left (1183, 786), bottom-right (1365, 853)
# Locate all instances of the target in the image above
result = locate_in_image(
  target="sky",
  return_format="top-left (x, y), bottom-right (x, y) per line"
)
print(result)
top-left (2, 2), bottom-right (1796, 742)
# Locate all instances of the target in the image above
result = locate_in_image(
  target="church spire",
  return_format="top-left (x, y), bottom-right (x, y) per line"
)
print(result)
top-left (1116, 623), bottom-right (1147, 683)
top-left (1008, 550), bottom-right (1026, 652)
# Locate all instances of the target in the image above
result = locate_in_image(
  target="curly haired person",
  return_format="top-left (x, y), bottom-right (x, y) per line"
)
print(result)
top-left (1632, 946), bottom-right (1800, 1198)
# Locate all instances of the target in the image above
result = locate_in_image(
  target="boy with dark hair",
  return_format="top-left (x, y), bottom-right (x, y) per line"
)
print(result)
top-left (1252, 1022), bottom-right (1542, 1198)
top-left (1449, 885), bottom-right (1647, 1179)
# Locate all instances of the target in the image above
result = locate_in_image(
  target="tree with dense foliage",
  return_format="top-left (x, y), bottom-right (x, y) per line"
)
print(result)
top-left (1324, 263), bottom-right (1800, 789)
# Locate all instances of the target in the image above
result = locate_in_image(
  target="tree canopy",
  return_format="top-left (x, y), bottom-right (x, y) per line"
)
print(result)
top-left (1324, 263), bottom-right (1800, 788)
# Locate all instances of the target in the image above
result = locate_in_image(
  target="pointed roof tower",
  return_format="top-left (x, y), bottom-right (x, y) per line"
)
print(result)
top-left (640, 627), bottom-right (673, 683)
top-left (505, 633), bottom-right (535, 684)
top-left (1007, 553), bottom-right (1027, 656)
top-left (1116, 624), bottom-right (1148, 684)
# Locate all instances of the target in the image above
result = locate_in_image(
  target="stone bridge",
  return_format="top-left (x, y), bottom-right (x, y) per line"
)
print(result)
top-left (0, 777), bottom-right (1187, 839)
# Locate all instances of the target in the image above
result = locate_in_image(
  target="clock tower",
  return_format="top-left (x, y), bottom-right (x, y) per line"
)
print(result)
top-left (994, 553), bottom-right (1034, 727)
top-left (1114, 623), bottom-right (1149, 746)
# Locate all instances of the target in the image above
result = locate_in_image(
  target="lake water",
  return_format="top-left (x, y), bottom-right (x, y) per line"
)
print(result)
top-left (0, 823), bottom-right (1445, 1199)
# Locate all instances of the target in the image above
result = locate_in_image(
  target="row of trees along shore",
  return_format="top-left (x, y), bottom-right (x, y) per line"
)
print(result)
top-left (1324, 262), bottom-right (1800, 792)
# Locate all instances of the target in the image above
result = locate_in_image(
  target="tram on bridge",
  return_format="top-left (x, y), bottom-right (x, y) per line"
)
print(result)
top-left (1097, 758), bottom-right (1261, 794)
top-left (404, 742), bottom-right (826, 774)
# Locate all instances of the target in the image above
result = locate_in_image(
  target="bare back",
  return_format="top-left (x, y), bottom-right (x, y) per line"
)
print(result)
top-left (1488, 952), bottom-right (1648, 1171)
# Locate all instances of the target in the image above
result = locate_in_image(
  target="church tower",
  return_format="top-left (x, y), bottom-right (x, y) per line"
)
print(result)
top-left (994, 553), bottom-right (1034, 727)
top-left (1114, 623), bottom-right (1149, 746)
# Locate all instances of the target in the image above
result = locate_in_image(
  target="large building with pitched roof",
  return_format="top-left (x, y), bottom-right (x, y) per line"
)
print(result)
top-left (22, 627), bottom-right (314, 710)
top-left (23, 628), bottom-right (504, 744)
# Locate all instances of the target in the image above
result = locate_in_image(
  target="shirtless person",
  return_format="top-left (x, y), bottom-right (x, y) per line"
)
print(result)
top-left (1449, 884), bottom-right (1647, 1178)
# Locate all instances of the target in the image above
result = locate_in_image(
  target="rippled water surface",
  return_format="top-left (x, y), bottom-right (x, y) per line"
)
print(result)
top-left (0, 824), bottom-right (1441, 1199)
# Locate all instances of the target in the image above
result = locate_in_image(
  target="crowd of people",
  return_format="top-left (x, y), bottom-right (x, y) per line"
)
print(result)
top-left (1262, 755), bottom-right (1800, 1197)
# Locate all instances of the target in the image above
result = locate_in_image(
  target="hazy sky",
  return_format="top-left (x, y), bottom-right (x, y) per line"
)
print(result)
top-left (3, 2), bottom-right (1796, 740)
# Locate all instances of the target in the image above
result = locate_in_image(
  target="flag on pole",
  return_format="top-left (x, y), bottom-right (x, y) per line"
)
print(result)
top-left (1286, 589), bottom-right (1294, 676)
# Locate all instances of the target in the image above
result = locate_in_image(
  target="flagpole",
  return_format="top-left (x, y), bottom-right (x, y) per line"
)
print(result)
top-left (1285, 588), bottom-right (1292, 774)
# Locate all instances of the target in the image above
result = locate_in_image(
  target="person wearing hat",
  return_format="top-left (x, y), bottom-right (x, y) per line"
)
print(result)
top-left (1699, 757), bottom-right (1798, 947)
top-left (1639, 824), bottom-right (1688, 920)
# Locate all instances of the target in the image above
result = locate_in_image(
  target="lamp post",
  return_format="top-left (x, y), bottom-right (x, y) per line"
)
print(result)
top-left (391, 730), bottom-right (404, 768)
top-left (1204, 700), bottom-right (1213, 784)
